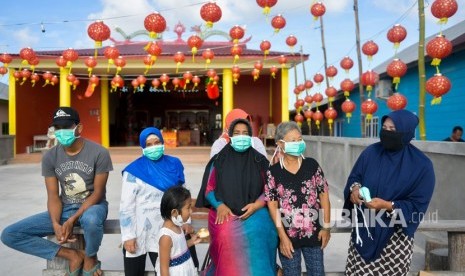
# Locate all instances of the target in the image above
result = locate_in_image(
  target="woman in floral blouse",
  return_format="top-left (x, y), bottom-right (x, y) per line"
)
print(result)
top-left (265, 121), bottom-right (331, 276)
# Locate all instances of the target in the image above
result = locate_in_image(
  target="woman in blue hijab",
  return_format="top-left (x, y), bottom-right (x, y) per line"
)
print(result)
top-left (119, 127), bottom-right (185, 276)
top-left (343, 110), bottom-right (435, 275)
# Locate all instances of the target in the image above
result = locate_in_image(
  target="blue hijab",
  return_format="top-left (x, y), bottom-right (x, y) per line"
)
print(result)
top-left (343, 110), bottom-right (435, 262)
top-left (123, 127), bottom-right (185, 191)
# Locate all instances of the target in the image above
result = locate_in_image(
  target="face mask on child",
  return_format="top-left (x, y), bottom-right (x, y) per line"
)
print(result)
top-left (171, 214), bottom-right (185, 227)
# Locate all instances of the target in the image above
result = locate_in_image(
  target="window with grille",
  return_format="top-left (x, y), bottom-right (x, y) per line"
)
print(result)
top-left (365, 117), bottom-right (379, 138)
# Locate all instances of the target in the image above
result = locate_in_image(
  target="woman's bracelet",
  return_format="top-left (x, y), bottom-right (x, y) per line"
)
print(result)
top-left (349, 182), bottom-right (362, 192)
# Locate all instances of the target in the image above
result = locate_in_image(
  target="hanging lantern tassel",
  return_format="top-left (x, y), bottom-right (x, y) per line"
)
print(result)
top-left (107, 59), bottom-right (114, 73)
top-left (176, 62), bottom-right (181, 73)
top-left (345, 112), bottom-right (352, 123)
top-left (431, 58), bottom-right (441, 67)
top-left (328, 119), bottom-right (333, 130)
top-left (191, 47), bottom-right (197, 62)
top-left (431, 96), bottom-right (442, 105)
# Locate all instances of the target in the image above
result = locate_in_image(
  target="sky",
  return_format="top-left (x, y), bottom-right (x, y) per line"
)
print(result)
top-left (0, 0), bottom-right (464, 109)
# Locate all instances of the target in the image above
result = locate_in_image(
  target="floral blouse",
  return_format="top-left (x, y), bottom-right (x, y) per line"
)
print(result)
top-left (265, 158), bottom-right (329, 248)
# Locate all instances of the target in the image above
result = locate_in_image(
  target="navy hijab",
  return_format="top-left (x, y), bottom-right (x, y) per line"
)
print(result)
top-left (343, 110), bottom-right (435, 262)
top-left (123, 127), bottom-right (185, 191)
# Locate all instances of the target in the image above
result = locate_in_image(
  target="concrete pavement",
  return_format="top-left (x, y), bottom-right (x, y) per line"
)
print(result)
top-left (0, 147), bottom-right (429, 274)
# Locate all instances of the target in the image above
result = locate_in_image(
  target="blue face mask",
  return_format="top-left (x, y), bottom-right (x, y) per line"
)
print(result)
top-left (230, 135), bottom-right (252, 152)
top-left (55, 126), bottom-right (78, 147)
top-left (281, 140), bottom-right (306, 156)
top-left (143, 145), bottom-right (164, 160)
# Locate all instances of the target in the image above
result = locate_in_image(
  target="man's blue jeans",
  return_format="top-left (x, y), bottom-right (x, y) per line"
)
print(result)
top-left (1, 201), bottom-right (108, 260)
top-left (279, 246), bottom-right (325, 276)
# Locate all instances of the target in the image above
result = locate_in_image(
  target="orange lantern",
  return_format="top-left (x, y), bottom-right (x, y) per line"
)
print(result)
top-left (111, 75), bottom-right (124, 92)
top-left (325, 86), bottom-right (338, 103)
top-left (144, 12), bottom-right (166, 39)
top-left (230, 44), bottom-right (242, 64)
top-left (56, 56), bottom-right (67, 70)
top-left (13, 70), bottom-right (21, 82)
top-left (270, 65), bottom-right (278, 79)
top-left (172, 77), bottom-right (180, 90)
top-left (387, 59), bottom-right (407, 89)
top-left (159, 74), bottom-right (170, 91)
top-left (30, 73), bottom-right (40, 87)
top-left (304, 95), bottom-right (313, 105)
top-left (42, 71), bottom-right (53, 87)
top-left (232, 65), bottom-right (241, 84)
top-left (192, 75), bottom-right (201, 88)
top-left (278, 55), bottom-right (287, 68)
top-left (151, 78), bottom-right (160, 91)
top-left (137, 75), bottom-right (147, 90)
top-left (183, 71), bottom-right (193, 89)
top-left (200, 2), bottom-right (222, 28)
top-left (313, 92), bottom-right (323, 106)
top-left (51, 75), bottom-right (59, 86)
top-left (313, 73), bottom-right (324, 84)
top-left (62, 48), bottom-right (79, 73)
top-left (361, 70), bottom-right (379, 95)
top-left (0, 53), bottom-right (13, 68)
top-left (66, 74), bottom-right (76, 86)
top-left (104, 45), bottom-right (120, 72)
top-left (20, 69), bottom-right (31, 85)
top-left (325, 65), bottom-right (338, 80)
top-left (304, 109), bottom-right (313, 127)
top-left (19, 47), bottom-right (36, 68)
top-left (131, 79), bottom-right (140, 92)
top-left (294, 113), bottom-right (304, 127)
top-left (0, 67), bottom-right (8, 77)
top-left (114, 56), bottom-right (126, 75)
top-left (312, 110), bottom-right (324, 129)
top-left (27, 57), bottom-right (39, 73)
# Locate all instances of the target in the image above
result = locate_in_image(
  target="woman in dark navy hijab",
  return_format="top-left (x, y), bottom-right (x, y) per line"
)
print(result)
top-left (343, 110), bottom-right (435, 275)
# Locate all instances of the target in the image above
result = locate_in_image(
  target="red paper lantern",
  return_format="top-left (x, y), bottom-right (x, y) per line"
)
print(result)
top-left (151, 78), bottom-right (160, 90)
top-left (207, 69), bottom-right (217, 81)
top-left (66, 74), bottom-right (76, 86)
top-left (159, 74), bottom-right (170, 91)
top-left (313, 73), bottom-right (324, 84)
top-left (324, 107), bottom-right (338, 129)
top-left (304, 109), bottom-right (313, 122)
top-left (27, 57), bottom-right (40, 73)
top-left (0, 66), bottom-right (8, 77)
top-left (325, 86), bottom-right (338, 102)
top-left (200, 2), bottom-right (222, 28)
top-left (426, 35), bottom-right (452, 66)
top-left (187, 35), bottom-right (203, 61)
top-left (192, 75), bottom-right (201, 88)
top-left (104, 45), bottom-right (120, 71)
top-left (13, 70), bottom-right (21, 82)
top-left (0, 53), bottom-right (13, 67)
top-left (340, 79), bottom-right (355, 97)
top-left (304, 95), bottom-right (313, 104)
top-left (114, 56), bottom-right (126, 75)
top-left (256, 0), bottom-right (278, 15)
top-left (270, 65), bottom-right (278, 79)
top-left (87, 20), bottom-right (111, 48)
top-left (361, 99), bottom-right (378, 120)
top-left (313, 92), bottom-right (323, 104)
top-left (131, 79), bottom-right (140, 91)
top-left (304, 80), bottom-right (314, 90)
top-left (111, 75), bottom-right (124, 92)
top-left (62, 48), bottom-right (79, 69)
top-left (202, 48), bottom-right (214, 67)
top-left (387, 92), bottom-right (407, 110)
top-left (84, 56), bottom-right (98, 77)
top-left (171, 77), bottom-right (180, 90)
top-left (19, 47), bottom-right (35, 68)
top-left (260, 40), bottom-right (271, 59)
top-left (72, 78), bottom-right (80, 90)
top-left (173, 52), bottom-right (185, 73)
top-left (232, 65), bottom-right (241, 84)
top-left (229, 25), bottom-right (245, 44)
top-left (362, 40), bottom-right (379, 60)
top-left (42, 71), bottom-right (53, 87)
top-left (286, 35), bottom-right (297, 52)
top-left (230, 44), bottom-right (242, 64)
top-left (312, 110), bottom-right (324, 128)
top-left (146, 42), bottom-right (163, 61)
top-left (271, 14), bottom-right (286, 33)
top-left (51, 75), bottom-right (59, 86)
top-left (310, 2), bottom-right (326, 19)
top-left (426, 73), bottom-right (451, 104)
top-left (136, 75), bottom-right (146, 90)
top-left (206, 83), bottom-right (220, 100)
top-left (341, 99), bottom-right (356, 122)
top-left (387, 59), bottom-right (407, 87)
top-left (294, 113), bottom-right (304, 127)
top-left (251, 68), bottom-right (260, 81)
top-left (30, 73), bottom-right (40, 87)
top-left (340, 56), bottom-right (354, 73)
top-left (20, 69), bottom-right (30, 85)
top-left (325, 65), bottom-right (338, 79)
top-left (183, 71), bottom-right (193, 89)
top-left (278, 55), bottom-right (287, 68)
top-left (361, 70), bottom-right (379, 93)
top-left (254, 61), bottom-right (263, 71)
top-left (387, 24), bottom-right (407, 48)
top-left (431, 0), bottom-right (458, 24)
top-left (144, 12), bottom-right (167, 39)
top-left (294, 99), bottom-right (305, 110)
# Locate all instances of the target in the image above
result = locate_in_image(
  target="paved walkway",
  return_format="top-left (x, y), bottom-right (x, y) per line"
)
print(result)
top-left (0, 146), bottom-right (429, 274)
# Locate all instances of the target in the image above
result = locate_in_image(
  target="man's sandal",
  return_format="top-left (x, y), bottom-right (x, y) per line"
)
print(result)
top-left (66, 264), bottom-right (82, 276)
top-left (82, 260), bottom-right (101, 276)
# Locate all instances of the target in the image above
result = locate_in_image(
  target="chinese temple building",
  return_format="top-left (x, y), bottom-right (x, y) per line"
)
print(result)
top-left (6, 23), bottom-right (307, 153)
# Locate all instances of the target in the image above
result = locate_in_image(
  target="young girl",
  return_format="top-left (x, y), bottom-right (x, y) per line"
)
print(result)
top-left (156, 186), bottom-right (200, 276)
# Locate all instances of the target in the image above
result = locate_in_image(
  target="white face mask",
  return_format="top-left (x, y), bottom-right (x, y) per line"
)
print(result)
top-left (171, 214), bottom-right (185, 227)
